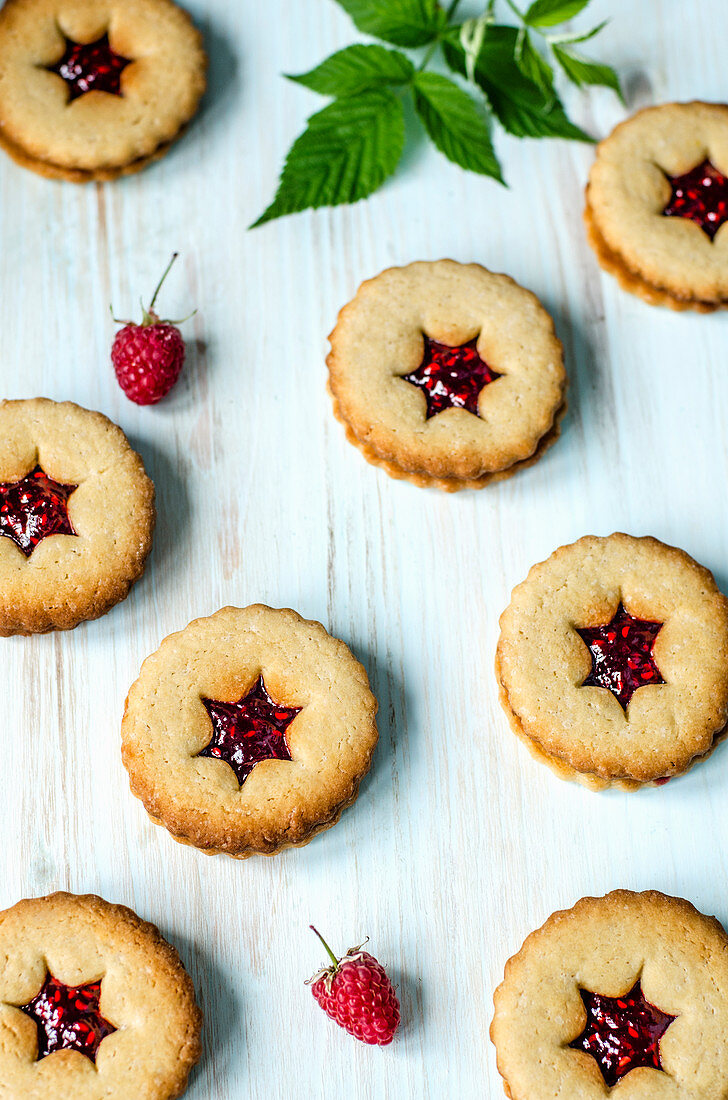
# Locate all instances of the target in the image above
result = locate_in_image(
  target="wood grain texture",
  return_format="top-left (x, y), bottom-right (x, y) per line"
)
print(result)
top-left (1, 1), bottom-right (727, 1096)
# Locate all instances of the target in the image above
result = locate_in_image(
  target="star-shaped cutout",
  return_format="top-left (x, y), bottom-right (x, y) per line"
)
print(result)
top-left (663, 159), bottom-right (728, 241)
top-left (17, 972), bottom-right (117, 1063)
top-left (47, 34), bottom-right (131, 101)
top-left (576, 603), bottom-right (665, 711)
top-left (198, 675), bottom-right (301, 785)
top-left (568, 980), bottom-right (677, 1088)
top-left (0, 465), bottom-right (78, 557)
top-left (401, 335), bottom-right (502, 419)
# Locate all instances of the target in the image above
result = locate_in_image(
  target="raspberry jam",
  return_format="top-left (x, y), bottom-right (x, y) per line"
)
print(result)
top-left (568, 981), bottom-right (676, 1087)
top-left (198, 675), bottom-right (301, 785)
top-left (0, 465), bottom-right (77, 557)
top-left (402, 336), bottom-right (501, 418)
top-left (18, 973), bottom-right (116, 1063)
top-left (48, 35), bottom-right (131, 101)
top-left (663, 160), bottom-right (728, 241)
top-left (576, 603), bottom-right (664, 711)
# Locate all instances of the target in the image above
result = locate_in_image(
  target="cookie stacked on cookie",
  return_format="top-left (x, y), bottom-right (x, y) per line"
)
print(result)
top-left (586, 101), bottom-right (728, 310)
top-left (0, 398), bottom-right (155, 635)
top-left (328, 260), bottom-right (567, 491)
top-left (496, 533), bottom-right (728, 790)
top-left (121, 604), bottom-right (379, 858)
top-left (492, 890), bottom-right (728, 1099)
top-left (0, 0), bottom-right (206, 181)
top-left (0, 892), bottom-right (201, 1100)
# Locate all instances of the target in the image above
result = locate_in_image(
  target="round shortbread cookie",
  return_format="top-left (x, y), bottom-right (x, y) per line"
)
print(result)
top-left (586, 102), bottom-right (728, 309)
top-left (121, 604), bottom-right (379, 859)
top-left (0, 0), bottom-right (206, 180)
top-left (492, 890), bottom-right (728, 1100)
top-left (496, 533), bottom-right (728, 788)
top-left (0, 398), bottom-right (155, 636)
top-left (0, 892), bottom-right (201, 1100)
top-left (327, 260), bottom-right (567, 491)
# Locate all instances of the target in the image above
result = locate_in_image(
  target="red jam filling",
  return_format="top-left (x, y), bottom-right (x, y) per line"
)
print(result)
top-left (401, 336), bottom-right (501, 419)
top-left (18, 973), bottom-right (116, 1063)
top-left (576, 603), bottom-right (664, 711)
top-left (663, 160), bottom-right (728, 241)
top-left (47, 35), bottom-right (131, 100)
top-left (568, 980), bottom-right (676, 1087)
top-left (198, 675), bottom-right (301, 785)
top-left (0, 465), bottom-right (77, 557)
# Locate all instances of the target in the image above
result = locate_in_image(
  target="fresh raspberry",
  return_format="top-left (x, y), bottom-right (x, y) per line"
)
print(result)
top-left (307, 927), bottom-right (400, 1046)
top-left (111, 253), bottom-right (193, 405)
top-left (112, 322), bottom-right (185, 405)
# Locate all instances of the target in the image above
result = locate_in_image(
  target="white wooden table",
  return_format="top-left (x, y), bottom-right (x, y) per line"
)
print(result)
top-left (1, 1), bottom-right (726, 1096)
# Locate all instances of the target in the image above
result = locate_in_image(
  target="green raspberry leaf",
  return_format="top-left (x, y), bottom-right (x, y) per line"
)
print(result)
top-left (334, 0), bottom-right (446, 47)
top-left (525, 0), bottom-right (590, 27)
top-left (252, 91), bottom-right (405, 227)
top-left (444, 26), bottom-right (591, 141)
top-left (413, 72), bottom-right (504, 182)
top-left (547, 20), bottom-right (608, 45)
top-left (287, 45), bottom-right (414, 97)
top-left (552, 45), bottom-right (624, 101)
top-left (515, 29), bottom-right (555, 100)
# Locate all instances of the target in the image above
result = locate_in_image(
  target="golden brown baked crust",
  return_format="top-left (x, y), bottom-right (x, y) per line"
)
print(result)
top-left (330, 383), bottom-right (567, 492)
top-left (0, 124), bottom-right (176, 182)
top-left (327, 260), bottom-right (567, 490)
top-left (0, 891), bottom-right (202, 1100)
top-left (584, 200), bottom-right (721, 313)
top-left (121, 604), bottom-right (379, 859)
top-left (585, 101), bottom-right (728, 309)
top-left (496, 533), bottom-right (728, 786)
top-left (496, 647), bottom-right (728, 791)
top-left (491, 890), bottom-right (728, 1100)
top-left (0, 0), bottom-right (206, 180)
top-left (0, 398), bottom-right (155, 636)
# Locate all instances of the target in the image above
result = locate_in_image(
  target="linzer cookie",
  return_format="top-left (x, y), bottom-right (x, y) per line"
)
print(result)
top-left (496, 533), bottom-right (728, 789)
top-left (0, 0), bottom-right (206, 181)
top-left (491, 890), bottom-right (728, 1099)
top-left (121, 604), bottom-right (379, 858)
top-left (327, 260), bottom-right (567, 491)
top-left (0, 398), bottom-right (155, 635)
top-left (586, 102), bottom-right (728, 310)
top-left (0, 891), bottom-right (201, 1100)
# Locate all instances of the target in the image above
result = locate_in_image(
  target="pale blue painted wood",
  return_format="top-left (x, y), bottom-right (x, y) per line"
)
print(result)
top-left (0, 1), bottom-right (725, 1096)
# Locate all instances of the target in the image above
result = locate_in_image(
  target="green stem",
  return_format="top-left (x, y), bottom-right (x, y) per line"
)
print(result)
top-left (149, 252), bottom-right (179, 313)
top-left (418, 0), bottom-right (463, 74)
top-left (417, 41), bottom-right (439, 72)
top-left (503, 0), bottom-right (524, 20)
top-left (310, 926), bottom-right (339, 969)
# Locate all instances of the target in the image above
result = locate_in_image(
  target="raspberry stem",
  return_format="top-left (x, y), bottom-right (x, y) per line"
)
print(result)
top-left (310, 926), bottom-right (339, 970)
top-left (111, 252), bottom-right (196, 329)
top-left (149, 252), bottom-right (179, 313)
